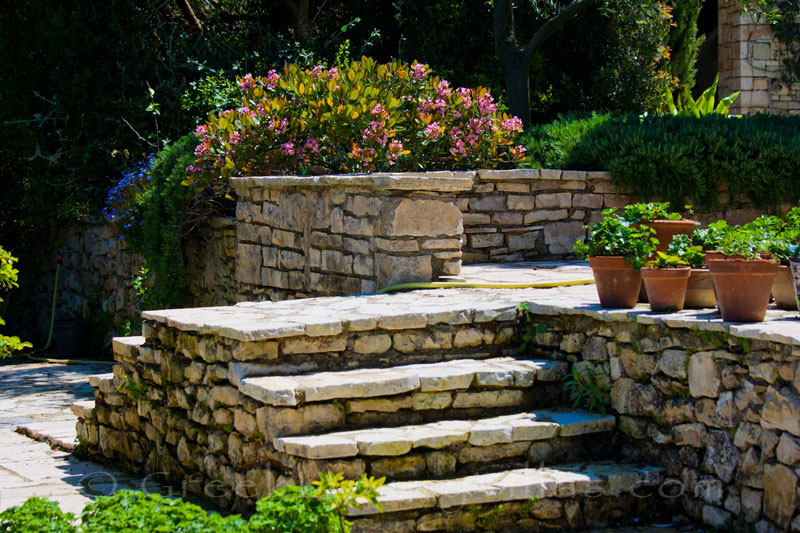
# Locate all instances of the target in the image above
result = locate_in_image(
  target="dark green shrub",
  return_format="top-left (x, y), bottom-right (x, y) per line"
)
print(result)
top-left (0, 497), bottom-right (77, 533)
top-left (246, 485), bottom-right (332, 532)
top-left (521, 113), bottom-right (800, 211)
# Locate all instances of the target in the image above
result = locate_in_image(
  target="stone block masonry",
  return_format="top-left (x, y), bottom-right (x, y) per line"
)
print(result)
top-left (232, 173), bottom-right (472, 300)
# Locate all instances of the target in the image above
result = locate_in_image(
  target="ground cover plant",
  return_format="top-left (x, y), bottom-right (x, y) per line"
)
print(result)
top-left (0, 246), bottom-right (31, 358)
top-left (521, 113), bottom-right (800, 211)
top-left (0, 473), bottom-right (383, 533)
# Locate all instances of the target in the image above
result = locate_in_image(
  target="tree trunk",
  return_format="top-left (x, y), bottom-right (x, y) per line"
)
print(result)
top-left (501, 52), bottom-right (532, 127)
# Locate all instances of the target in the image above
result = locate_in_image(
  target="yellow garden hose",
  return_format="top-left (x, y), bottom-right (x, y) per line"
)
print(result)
top-left (378, 278), bottom-right (596, 294)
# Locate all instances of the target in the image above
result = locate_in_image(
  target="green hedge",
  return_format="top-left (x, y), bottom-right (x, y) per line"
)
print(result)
top-left (521, 113), bottom-right (800, 210)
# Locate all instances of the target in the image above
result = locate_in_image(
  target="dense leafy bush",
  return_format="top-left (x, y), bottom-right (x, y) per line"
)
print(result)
top-left (522, 113), bottom-right (800, 210)
top-left (188, 58), bottom-right (526, 189)
top-left (104, 136), bottom-right (231, 309)
top-left (0, 497), bottom-right (76, 533)
top-left (1, 476), bottom-right (383, 533)
top-left (0, 246), bottom-right (32, 358)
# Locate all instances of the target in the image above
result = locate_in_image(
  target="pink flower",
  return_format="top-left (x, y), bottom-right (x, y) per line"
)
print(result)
top-left (309, 65), bottom-right (325, 80)
top-left (362, 121), bottom-right (389, 146)
top-left (450, 139), bottom-right (467, 159)
top-left (417, 98), bottom-right (434, 115)
top-left (455, 87), bottom-right (472, 108)
top-left (371, 103), bottom-right (387, 117)
top-left (305, 138), bottom-right (320, 153)
top-left (281, 142), bottom-right (295, 156)
top-left (410, 63), bottom-right (428, 81)
top-left (478, 94), bottom-right (497, 115)
top-left (511, 145), bottom-right (527, 159)
top-left (194, 125), bottom-right (207, 138)
top-left (268, 118), bottom-right (289, 135)
top-left (436, 80), bottom-right (451, 98)
top-left (194, 143), bottom-right (209, 157)
top-left (327, 67), bottom-right (339, 80)
top-left (501, 117), bottom-right (523, 133)
top-left (229, 131), bottom-right (243, 145)
top-left (239, 74), bottom-right (256, 92)
top-left (424, 122), bottom-right (443, 140)
top-left (265, 70), bottom-right (280, 90)
top-left (433, 98), bottom-right (447, 117)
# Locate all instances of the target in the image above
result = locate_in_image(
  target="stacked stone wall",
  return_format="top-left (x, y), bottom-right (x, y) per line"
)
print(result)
top-left (719, 2), bottom-right (800, 115)
top-left (232, 174), bottom-right (471, 301)
top-left (7, 217), bottom-right (237, 347)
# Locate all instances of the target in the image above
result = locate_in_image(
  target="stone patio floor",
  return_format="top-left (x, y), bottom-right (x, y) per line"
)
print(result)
top-left (0, 261), bottom-right (736, 529)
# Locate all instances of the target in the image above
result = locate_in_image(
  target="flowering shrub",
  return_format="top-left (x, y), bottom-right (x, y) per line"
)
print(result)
top-left (187, 57), bottom-right (526, 189)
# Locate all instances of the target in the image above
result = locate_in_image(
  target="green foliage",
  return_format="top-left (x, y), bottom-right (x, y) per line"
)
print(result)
top-left (621, 202), bottom-right (688, 223)
top-left (189, 58), bottom-right (525, 189)
top-left (0, 497), bottom-right (77, 533)
top-left (105, 136), bottom-right (229, 309)
top-left (693, 221), bottom-right (733, 251)
top-left (312, 471), bottom-right (384, 533)
top-left (666, 0), bottom-right (704, 92)
top-left (574, 209), bottom-right (658, 269)
top-left (521, 113), bottom-right (800, 211)
top-left (666, 234), bottom-right (705, 269)
top-left (563, 366), bottom-right (610, 414)
top-left (115, 375), bottom-right (148, 402)
top-left (80, 490), bottom-right (245, 532)
top-left (247, 485), bottom-right (331, 532)
top-left (517, 302), bottom-right (547, 354)
top-left (661, 75), bottom-right (740, 117)
top-left (716, 226), bottom-right (771, 259)
top-left (520, 112), bottom-right (613, 169)
top-left (0, 246), bottom-right (32, 358)
top-left (646, 251), bottom-right (690, 269)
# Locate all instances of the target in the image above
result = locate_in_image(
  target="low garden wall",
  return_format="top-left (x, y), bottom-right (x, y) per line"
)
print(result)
top-left (233, 169), bottom-right (785, 299)
top-left (7, 217), bottom-right (237, 347)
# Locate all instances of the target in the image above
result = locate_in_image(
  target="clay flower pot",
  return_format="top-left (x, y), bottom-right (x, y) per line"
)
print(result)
top-left (708, 258), bottom-right (779, 322)
top-left (641, 267), bottom-right (691, 312)
top-left (638, 219), bottom-right (697, 304)
top-left (645, 219), bottom-right (698, 253)
top-left (684, 268), bottom-right (717, 309)
top-left (588, 256), bottom-right (642, 309)
top-left (772, 265), bottom-right (797, 311)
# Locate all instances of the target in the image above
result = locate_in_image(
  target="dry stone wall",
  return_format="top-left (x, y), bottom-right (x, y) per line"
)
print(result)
top-left (7, 217), bottom-right (237, 347)
top-left (523, 306), bottom-right (800, 532)
top-left (232, 173), bottom-right (471, 301)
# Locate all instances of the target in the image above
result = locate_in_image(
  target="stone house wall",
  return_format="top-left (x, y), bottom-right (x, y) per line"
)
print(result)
top-left (718, 1), bottom-right (800, 115)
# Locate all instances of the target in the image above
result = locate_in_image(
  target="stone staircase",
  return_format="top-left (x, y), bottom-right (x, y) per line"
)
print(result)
top-left (74, 287), bottom-right (671, 531)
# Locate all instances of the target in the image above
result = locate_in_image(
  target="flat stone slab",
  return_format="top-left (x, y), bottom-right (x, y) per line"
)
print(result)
top-left (347, 461), bottom-right (664, 515)
top-left (141, 260), bottom-right (799, 346)
top-left (275, 410), bottom-right (614, 459)
top-left (239, 358), bottom-right (568, 406)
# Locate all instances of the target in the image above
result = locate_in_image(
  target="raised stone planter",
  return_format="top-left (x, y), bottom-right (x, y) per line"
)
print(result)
top-left (232, 173), bottom-right (472, 300)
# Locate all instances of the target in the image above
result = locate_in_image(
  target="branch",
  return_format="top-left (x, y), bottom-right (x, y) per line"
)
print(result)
top-left (176, 0), bottom-right (204, 33)
top-left (521, 0), bottom-right (595, 63)
top-left (493, 0), bottom-right (519, 58)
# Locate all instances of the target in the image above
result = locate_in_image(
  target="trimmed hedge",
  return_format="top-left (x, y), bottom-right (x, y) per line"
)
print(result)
top-left (521, 114), bottom-right (800, 210)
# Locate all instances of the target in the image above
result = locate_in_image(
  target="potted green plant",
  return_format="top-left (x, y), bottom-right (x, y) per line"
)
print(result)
top-left (641, 251), bottom-right (692, 312)
top-left (667, 234), bottom-right (712, 309)
top-left (763, 210), bottom-right (800, 311)
top-left (693, 220), bottom-right (733, 264)
top-left (708, 227), bottom-right (779, 322)
top-left (575, 209), bottom-right (657, 308)
top-left (622, 202), bottom-right (698, 253)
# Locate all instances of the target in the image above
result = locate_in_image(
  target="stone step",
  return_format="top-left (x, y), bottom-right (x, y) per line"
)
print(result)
top-left (111, 336), bottom-right (145, 360)
top-left (276, 410), bottom-right (615, 460)
top-left (239, 357), bottom-right (568, 407)
top-left (346, 461), bottom-right (665, 517)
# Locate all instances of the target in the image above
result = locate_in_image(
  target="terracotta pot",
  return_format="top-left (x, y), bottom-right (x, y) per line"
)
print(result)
top-left (772, 265), bottom-right (797, 311)
top-left (641, 267), bottom-right (691, 312)
top-left (588, 256), bottom-right (642, 309)
top-left (684, 268), bottom-right (717, 309)
top-left (644, 219), bottom-right (698, 253)
top-left (708, 258), bottom-right (779, 322)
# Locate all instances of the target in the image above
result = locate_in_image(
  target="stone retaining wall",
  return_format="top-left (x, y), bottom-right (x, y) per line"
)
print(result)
top-left (7, 217), bottom-right (237, 348)
top-left (522, 306), bottom-right (800, 532)
top-left (231, 174), bottom-right (471, 300)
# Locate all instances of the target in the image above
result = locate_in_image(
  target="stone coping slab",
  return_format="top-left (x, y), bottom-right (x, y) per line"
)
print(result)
top-left (275, 410), bottom-right (615, 459)
top-left (142, 282), bottom-right (800, 346)
top-left (239, 357), bottom-right (567, 406)
top-left (231, 171), bottom-right (476, 192)
top-left (346, 461), bottom-right (664, 515)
